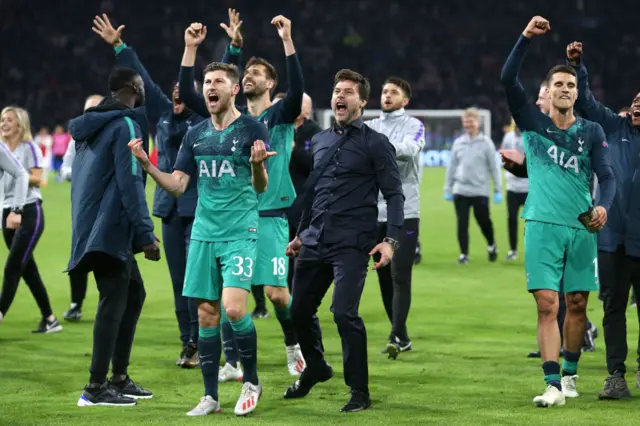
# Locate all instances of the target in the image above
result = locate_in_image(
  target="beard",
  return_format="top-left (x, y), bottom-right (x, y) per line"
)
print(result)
top-left (244, 84), bottom-right (268, 100)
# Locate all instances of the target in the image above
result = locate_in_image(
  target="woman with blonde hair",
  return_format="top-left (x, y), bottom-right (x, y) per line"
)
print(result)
top-left (0, 106), bottom-right (62, 333)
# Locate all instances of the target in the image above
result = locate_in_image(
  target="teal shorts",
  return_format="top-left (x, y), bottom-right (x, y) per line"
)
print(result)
top-left (524, 220), bottom-right (599, 293)
top-left (183, 239), bottom-right (258, 301)
top-left (253, 216), bottom-right (289, 287)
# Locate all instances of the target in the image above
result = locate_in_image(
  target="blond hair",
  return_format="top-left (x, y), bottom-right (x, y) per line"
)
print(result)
top-left (1, 106), bottom-right (34, 143)
top-left (462, 107), bottom-right (480, 120)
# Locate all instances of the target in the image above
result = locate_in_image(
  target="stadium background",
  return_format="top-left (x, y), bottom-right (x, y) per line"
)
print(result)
top-left (1, 0), bottom-right (640, 424)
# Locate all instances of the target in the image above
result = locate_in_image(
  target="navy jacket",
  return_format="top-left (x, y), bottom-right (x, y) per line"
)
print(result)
top-left (298, 117), bottom-right (404, 251)
top-left (570, 59), bottom-right (640, 256)
top-left (67, 100), bottom-right (156, 271)
top-left (115, 44), bottom-right (204, 219)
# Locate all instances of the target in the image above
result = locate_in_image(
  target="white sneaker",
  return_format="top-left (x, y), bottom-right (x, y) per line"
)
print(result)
top-left (533, 385), bottom-right (566, 407)
top-left (186, 395), bottom-right (221, 416)
top-left (234, 382), bottom-right (261, 416)
top-left (218, 362), bottom-right (243, 382)
top-left (286, 344), bottom-right (306, 376)
top-left (561, 375), bottom-right (579, 398)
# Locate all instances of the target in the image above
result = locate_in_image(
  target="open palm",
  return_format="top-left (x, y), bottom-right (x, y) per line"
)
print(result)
top-left (92, 13), bottom-right (124, 46)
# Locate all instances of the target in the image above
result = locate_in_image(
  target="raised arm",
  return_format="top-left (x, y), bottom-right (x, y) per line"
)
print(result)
top-left (591, 125), bottom-right (615, 212)
top-left (372, 134), bottom-right (405, 241)
top-left (114, 120), bottom-right (156, 248)
top-left (566, 42), bottom-right (622, 134)
top-left (271, 16), bottom-right (304, 124)
top-left (179, 23), bottom-right (209, 117)
top-left (0, 143), bottom-right (28, 209)
top-left (220, 9), bottom-right (244, 68)
top-left (500, 17), bottom-right (549, 131)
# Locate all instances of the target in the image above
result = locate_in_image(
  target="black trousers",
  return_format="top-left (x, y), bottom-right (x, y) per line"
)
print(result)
top-left (161, 209), bottom-right (198, 346)
top-left (86, 252), bottom-right (146, 384)
top-left (506, 191), bottom-right (527, 252)
top-left (0, 201), bottom-right (53, 318)
top-left (290, 243), bottom-right (370, 394)
top-left (598, 248), bottom-right (640, 375)
top-left (374, 218), bottom-right (419, 341)
top-left (69, 269), bottom-right (89, 308)
top-left (453, 195), bottom-right (495, 255)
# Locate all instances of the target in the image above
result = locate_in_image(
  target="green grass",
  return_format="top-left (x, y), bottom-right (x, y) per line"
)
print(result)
top-left (1, 168), bottom-right (639, 425)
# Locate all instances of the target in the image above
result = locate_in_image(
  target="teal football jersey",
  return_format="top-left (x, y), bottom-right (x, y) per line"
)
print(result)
top-left (174, 114), bottom-right (270, 241)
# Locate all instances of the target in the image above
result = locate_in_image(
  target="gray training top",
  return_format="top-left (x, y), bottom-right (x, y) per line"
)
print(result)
top-left (366, 108), bottom-right (426, 222)
top-left (0, 142), bottom-right (29, 209)
top-left (2, 141), bottom-right (43, 209)
top-left (444, 132), bottom-right (502, 197)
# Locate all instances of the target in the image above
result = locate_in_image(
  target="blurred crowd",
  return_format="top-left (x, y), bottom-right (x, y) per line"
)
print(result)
top-left (0, 0), bottom-right (637, 143)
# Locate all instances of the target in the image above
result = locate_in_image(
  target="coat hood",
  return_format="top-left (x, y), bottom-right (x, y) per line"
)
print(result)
top-left (68, 99), bottom-right (137, 142)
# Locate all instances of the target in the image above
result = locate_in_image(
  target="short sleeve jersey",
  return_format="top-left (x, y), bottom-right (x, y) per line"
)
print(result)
top-left (3, 141), bottom-right (43, 208)
top-left (174, 114), bottom-right (270, 241)
top-left (513, 110), bottom-right (605, 229)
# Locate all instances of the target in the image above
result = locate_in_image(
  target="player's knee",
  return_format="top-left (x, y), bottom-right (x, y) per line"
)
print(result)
top-left (223, 304), bottom-right (246, 322)
top-left (535, 293), bottom-right (559, 320)
top-left (198, 311), bottom-right (219, 328)
top-left (565, 293), bottom-right (588, 314)
top-left (266, 286), bottom-right (288, 309)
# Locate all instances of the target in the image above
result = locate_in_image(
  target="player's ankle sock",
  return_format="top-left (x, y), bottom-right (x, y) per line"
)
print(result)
top-left (542, 361), bottom-right (562, 391)
top-left (198, 327), bottom-right (221, 400)
top-left (275, 297), bottom-right (297, 346)
top-left (230, 314), bottom-right (259, 384)
top-left (220, 307), bottom-right (239, 368)
top-left (562, 350), bottom-right (580, 376)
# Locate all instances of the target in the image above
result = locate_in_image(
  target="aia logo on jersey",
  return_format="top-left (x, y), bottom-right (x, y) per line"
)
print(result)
top-left (602, 141), bottom-right (609, 147)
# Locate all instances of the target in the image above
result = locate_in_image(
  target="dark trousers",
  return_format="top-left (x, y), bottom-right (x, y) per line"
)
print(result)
top-left (506, 191), bottom-right (527, 252)
top-left (69, 269), bottom-right (88, 308)
top-left (88, 253), bottom-right (146, 384)
top-left (0, 201), bottom-right (53, 318)
top-left (374, 219), bottom-right (419, 341)
top-left (161, 209), bottom-right (198, 346)
top-left (453, 194), bottom-right (495, 255)
top-left (290, 243), bottom-right (370, 393)
top-left (598, 248), bottom-right (640, 374)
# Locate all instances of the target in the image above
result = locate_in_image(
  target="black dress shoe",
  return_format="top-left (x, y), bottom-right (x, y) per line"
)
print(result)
top-left (340, 390), bottom-right (371, 413)
top-left (283, 363), bottom-right (334, 399)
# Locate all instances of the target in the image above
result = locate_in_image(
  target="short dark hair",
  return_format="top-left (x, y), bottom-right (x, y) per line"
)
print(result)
top-left (273, 92), bottom-right (286, 100)
top-left (203, 62), bottom-right (240, 84)
top-left (245, 57), bottom-right (278, 87)
top-left (382, 77), bottom-right (412, 99)
top-left (545, 65), bottom-right (577, 85)
top-left (334, 69), bottom-right (370, 102)
top-left (540, 79), bottom-right (549, 88)
top-left (108, 67), bottom-right (140, 92)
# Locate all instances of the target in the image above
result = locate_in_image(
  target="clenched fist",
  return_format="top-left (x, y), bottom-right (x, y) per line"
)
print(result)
top-left (567, 41), bottom-right (583, 66)
top-left (523, 16), bottom-right (550, 39)
top-left (128, 138), bottom-right (150, 170)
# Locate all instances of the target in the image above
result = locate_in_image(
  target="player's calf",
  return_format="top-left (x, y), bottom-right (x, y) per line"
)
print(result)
top-left (266, 285), bottom-right (305, 375)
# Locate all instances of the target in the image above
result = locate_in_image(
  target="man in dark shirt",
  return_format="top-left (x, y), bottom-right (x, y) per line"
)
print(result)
top-left (283, 69), bottom-right (404, 412)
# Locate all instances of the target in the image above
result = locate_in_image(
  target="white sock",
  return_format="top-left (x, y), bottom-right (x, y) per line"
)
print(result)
top-left (0, 311), bottom-right (4, 323)
top-left (488, 244), bottom-right (496, 251)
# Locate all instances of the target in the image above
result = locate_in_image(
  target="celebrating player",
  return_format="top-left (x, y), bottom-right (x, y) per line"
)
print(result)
top-left (566, 41), bottom-right (640, 399)
top-left (178, 10), bottom-right (306, 379)
top-left (500, 16), bottom-right (615, 407)
top-left (365, 77), bottom-right (424, 358)
top-left (129, 60), bottom-right (271, 416)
